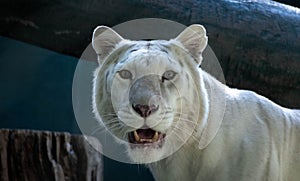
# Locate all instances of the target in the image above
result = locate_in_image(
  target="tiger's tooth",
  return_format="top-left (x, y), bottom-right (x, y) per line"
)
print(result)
top-left (152, 132), bottom-right (159, 141)
top-left (134, 130), bottom-right (140, 142)
top-left (140, 139), bottom-right (153, 142)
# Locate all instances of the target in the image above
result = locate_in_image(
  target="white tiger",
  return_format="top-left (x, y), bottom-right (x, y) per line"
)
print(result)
top-left (91, 24), bottom-right (300, 181)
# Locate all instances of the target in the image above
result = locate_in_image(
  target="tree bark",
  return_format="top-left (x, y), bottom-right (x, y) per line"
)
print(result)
top-left (0, 129), bottom-right (102, 181)
top-left (0, 0), bottom-right (299, 108)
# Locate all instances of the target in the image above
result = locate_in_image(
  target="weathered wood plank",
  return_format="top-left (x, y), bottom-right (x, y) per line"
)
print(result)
top-left (0, 129), bottom-right (102, 181)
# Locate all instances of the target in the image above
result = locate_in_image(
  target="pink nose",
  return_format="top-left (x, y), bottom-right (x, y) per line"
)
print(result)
top-left (132, 104), bottom-right (159, 118)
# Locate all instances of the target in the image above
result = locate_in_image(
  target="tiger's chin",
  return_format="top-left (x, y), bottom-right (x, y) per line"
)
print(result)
top-left (126, 145), bottom-right (167, 163)
top-left (126, 128), bottom-right (168, 163)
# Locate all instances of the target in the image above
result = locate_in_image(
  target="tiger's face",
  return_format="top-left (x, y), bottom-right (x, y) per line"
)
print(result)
top-left (92, 25), bottom-right (208, 163)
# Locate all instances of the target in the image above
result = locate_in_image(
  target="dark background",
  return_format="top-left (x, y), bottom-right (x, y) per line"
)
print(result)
top-left (0, 36), bottom-right (153, 180)
top-left (1, 0), bottom-right (299, 181)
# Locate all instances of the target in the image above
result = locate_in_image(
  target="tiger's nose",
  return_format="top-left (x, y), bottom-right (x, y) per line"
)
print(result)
top-left (132, 104), bottom-right (159, 118)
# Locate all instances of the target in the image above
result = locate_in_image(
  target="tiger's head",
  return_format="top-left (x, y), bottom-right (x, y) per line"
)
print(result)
top-left (92, 25), bottom-right (209, 163)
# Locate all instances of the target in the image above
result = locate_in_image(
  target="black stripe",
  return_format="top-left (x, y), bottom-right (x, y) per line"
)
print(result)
top-left (119, 57), bottom-right (128, 64)
top-left (105, 71), bottom-right (110, 93)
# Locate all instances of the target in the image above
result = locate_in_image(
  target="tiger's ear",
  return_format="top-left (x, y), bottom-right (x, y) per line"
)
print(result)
top-left (92, 26), bottom-right (124, 64)
top-left (175, 24), bottom-right (208, 64)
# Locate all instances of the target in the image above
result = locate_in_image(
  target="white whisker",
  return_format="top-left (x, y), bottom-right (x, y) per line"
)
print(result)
top-left (90, 126), bottom-right (107, 136)
top-left (169, 129), bottom-right (187, 143)
top-left (173, 117), bottom-right (198, 124)
top-left (171, 126), bottom-right (199, 142)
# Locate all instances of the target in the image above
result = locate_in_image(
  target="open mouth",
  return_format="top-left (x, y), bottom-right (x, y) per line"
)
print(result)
top-left (128, 128), bottom-right (165, 146)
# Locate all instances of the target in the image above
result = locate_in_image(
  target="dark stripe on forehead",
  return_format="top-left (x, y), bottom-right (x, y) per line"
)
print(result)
top-left (167, 57), bottom-right (176, 65)
top-left (193, 89), bottom-right (198, 104)
top-left (119, 57), bottom-right (128, 64)
top-left (147, 42), bottom-right (151, 49)
top-left (105, 70), bottom-right (109, 80)
top-left (159, 48), bottom-right (169, 54)
top-left (179, 60), bottom-right (183, 67)
top-left (185, 73), bottom-right (190, 81)
top-left (185, 73), bottom-right (190, 89)
top-left (105, 43), bottom-right (134, 65)
top-left (105, 70), bottom-right (110, 93)
top-left (146, 57), bottom-right (150, 66)
top-left (129, 49), bottom-right (138, 53)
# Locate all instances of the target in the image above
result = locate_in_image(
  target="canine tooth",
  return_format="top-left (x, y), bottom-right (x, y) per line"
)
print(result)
top-left (134, 131), bottom-right (140, 142)
top-left (152, 132), bottom-right (159, 141)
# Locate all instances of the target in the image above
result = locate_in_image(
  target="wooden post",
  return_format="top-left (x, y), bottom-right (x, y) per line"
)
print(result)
top-left (0, 129), bottom-right (102, 181)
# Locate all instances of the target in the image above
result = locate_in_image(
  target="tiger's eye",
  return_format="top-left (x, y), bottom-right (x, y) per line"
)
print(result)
top-left (118, 69), bottom-right (132, 79)
top-left (162, 70), bottom-right (177, 81)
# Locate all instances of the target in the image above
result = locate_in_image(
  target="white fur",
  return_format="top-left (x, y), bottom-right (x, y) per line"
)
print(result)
top-left (149, 71), bottom-right (300, 181)
top-left (92, 25), bottom-right (300, 180)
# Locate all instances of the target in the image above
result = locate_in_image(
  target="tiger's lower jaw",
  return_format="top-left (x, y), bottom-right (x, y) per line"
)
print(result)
top-left (126, 145), bottom-right (166, 163)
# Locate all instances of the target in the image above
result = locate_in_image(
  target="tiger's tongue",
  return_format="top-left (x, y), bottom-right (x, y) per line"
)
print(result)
top-left (137, 129), bottom-right (155, 139)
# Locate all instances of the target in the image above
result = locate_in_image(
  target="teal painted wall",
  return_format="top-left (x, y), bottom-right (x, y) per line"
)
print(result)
top-left (0, 36), bottom-right (153, 181)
